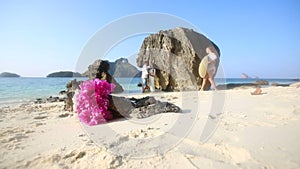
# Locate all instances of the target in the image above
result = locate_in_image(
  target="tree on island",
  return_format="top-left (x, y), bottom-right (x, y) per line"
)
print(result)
top-left (0, 72), bottom-right (20, 77)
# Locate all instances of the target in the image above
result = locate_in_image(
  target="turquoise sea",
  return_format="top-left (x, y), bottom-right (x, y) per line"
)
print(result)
top-left (0, 77), bottom-right (297, 107)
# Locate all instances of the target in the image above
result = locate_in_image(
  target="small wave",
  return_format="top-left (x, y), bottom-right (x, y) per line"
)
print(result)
top-left (0, 99), bottom-right (33, 108)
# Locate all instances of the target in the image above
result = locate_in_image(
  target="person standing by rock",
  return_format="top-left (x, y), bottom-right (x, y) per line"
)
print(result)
top-left (141, 61), bottom-right (150, 92)
top-left (148, 63), bottom-right (156, 92)
top-left (200, 46), bottom-right (219, 91)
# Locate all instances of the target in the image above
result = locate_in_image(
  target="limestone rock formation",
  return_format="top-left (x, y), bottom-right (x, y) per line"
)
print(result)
top-left (110, 58), bottom-right (141, 77)
top-left (82, 59), bottom-right (102, 79)
top-left (83, 58), bottom-right (140, 78)
top-left (63, 79), bottom-right (83, 111)
top-left (137, 27), bottom-right (220, 91)
top-left (82, 59), bottom-right (127, 93)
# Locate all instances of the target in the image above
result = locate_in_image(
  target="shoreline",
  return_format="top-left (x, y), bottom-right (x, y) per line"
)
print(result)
top-left (1, 86), bottom-right (300, 168)
top-left (2, 80), bottom-right (299, 109)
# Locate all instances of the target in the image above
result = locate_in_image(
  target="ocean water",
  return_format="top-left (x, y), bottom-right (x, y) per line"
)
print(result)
top-left (0, 77), bottom-right (297, 107)
top-left (0, 77), bottom-right (84, 107)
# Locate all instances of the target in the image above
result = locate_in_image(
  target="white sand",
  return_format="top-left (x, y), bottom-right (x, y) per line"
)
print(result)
top-left (1, 86), bottom-right (300, 168)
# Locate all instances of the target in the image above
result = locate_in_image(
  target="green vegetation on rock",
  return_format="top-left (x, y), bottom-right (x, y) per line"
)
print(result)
top-left (0, 72), bottom-right (20, 77)
top-left (46, 71), bottom-right (82, 77)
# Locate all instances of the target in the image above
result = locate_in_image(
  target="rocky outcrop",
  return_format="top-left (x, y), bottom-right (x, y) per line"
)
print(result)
top-left (111, 58), bottom-right (141, 77)
top-left (137, 27), bottom-right (220, 91)
top-left (271, 82), bottom-right (290, 87)
top-left (109, 96), bottom-right (181, 119)
top-left (217, 83), bottom-right (257, 90)
top-left (254, 80), bottom-right (269, 85)
top-left (83, 58), bottom-right (141, 78)
top-left (0, 72), bottom-right (20, 77)
top-left (46, 71), bottom-right (82, 77)
top-left (34, 96), bottom-right (66, 104)
top-left (82, 59), bottom-right (102, 79)
top-left (34, 79), bottom-right (83, 111)
top-left (82, 59), bottom-right (125, 93)
top-left (63, 79), bottom-right (83, 111)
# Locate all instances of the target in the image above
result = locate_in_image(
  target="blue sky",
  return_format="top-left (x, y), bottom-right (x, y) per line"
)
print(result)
top-left (0, 0), bottom-right (299, 78)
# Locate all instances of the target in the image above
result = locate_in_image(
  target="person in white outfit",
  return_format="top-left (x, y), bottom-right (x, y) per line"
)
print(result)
top-left (141, 61), bottom-right (150, 92)
top-left (148, 64), bottom-right (156, 92)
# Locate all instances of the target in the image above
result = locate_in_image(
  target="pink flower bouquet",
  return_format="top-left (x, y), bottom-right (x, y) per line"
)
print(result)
top-left (76, 79), bottom-right (115, 126)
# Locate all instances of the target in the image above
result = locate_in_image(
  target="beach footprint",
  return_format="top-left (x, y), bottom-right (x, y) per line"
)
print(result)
top-left (58, 113), bottom-right (70, 118)
top-left (127, 127), bottom-right (161, 139)
top-left (108, 135), bottom-right (129, 148)
top-left (1, 131), bottom-right (30, 150)
top-left (292, 105), bottom-right (300, 115)
top-left (33, 116), bottom-right (48, 120)
top-left (64, 150), bottom-right (86, 163)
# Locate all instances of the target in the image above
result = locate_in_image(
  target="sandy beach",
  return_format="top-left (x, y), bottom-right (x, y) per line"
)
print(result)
top-left (1, 86), bottom-right (300, 169)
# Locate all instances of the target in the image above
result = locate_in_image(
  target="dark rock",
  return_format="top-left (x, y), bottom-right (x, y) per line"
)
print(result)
top-left (108, 95), bottom-right (181, 119)
top-left (59, 90), bottom-right (67, 95)
top-left (58, 113), bottom-right (70, 118)
top-left (0, 72), bottom-right (20, 77)
top-left (271, 82), bottom-right (290, 87)
top-left (95, 60), bottom-right (124, 93)
top-left (129, 101), bottom-right (181, 119)
top-left (82, 59), bottom-right (124, 93)
top-left (47, 96), bottom-right (59, 103)
top-left (82, 58), bottom-right (141, 78)
top-left (66, 79), bottom-right (82, 92)
top-left (83, 59), bottom-right (103, 78)
top-left (217, 83), bottom-right (257, 90)
top-left (255, 80), bottom-right (269, 85)
top-left (63, 58), bottom-right (134, 111)
top-left (63, 79), bottom-right (83, 111)
top-left (129, 96), bottom-right (156, 108)
top-left (34, 98), bottom-right (54, 104)
top-left (217, 81), bottom-right (274, 90)
top-left (34, 116), bottom-right (48, 119)
top-left (58, 98), bottom-right (65, 102)
top-left (137, 27), bottom-right (220, 91)
top-left (64, 95), bottom-right (74, 111)
top-left (34, 98), bottom-right (46, 104)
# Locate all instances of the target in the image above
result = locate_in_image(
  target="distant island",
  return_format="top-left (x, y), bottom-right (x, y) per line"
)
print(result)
top-left (0, 72), bottom-right (20, 77)
top-left (46, 71), bottom-right (83, 78)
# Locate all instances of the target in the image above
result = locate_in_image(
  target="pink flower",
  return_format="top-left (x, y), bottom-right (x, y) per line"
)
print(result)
top-left (76, 79), bottom-right (115, 126)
